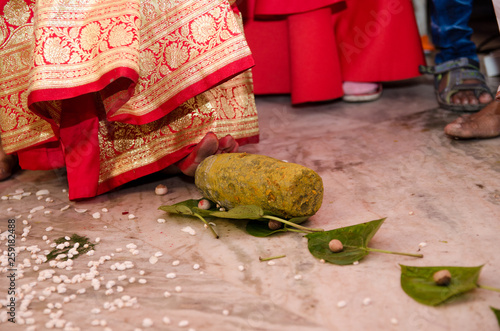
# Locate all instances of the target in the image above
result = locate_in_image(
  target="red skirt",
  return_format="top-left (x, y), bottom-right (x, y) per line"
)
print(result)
top-left (242, 0), bottom-right (426, 104)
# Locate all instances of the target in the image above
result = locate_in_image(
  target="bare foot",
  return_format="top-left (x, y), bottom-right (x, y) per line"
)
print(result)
top-left (176, 132), bottom-right (219, 176)
top-left (217, 135), bottom-right (239, 154)
top-left (439, 77), bottom-right (493, 107)
top-left (0, 149), bottom-right (18, 181)
top-left (444, 100), bottom-right (500, 139)
top-left (166, 133), bottom-right (240, 176)
top-left (164, 133), bottom-right (239, 176)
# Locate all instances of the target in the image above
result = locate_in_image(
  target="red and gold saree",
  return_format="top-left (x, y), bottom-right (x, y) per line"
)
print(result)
top-left (0, 0), bottom-right (259, 199)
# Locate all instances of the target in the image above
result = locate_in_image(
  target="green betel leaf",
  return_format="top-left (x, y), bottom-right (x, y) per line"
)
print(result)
top-left (159, 200), bottom-right (323, 236)
top-left (46, 234), bottom-right (96, 262)
top-left (159, 199), bottom-right (221, 238)
top-left (400, 265), bottom-right (483, 306)
top-left (159, 199), bottom-right (226, 218)
top-left (192, 206), bottom-right (218, 217)
top-left (491, 307), bottom-right (500, 327)
top-left (305, 218), bottom-right (386, 265)
top-left (246, 220), bottom-right (289, 237)
top-left (158, 199), bottom-right (201, 216)
top-left (210, 205), bottom-right (264, 220)
top-left (261, 210), bottom-right (309, 224)
top-left (288, 216), bottom-right (310, 224)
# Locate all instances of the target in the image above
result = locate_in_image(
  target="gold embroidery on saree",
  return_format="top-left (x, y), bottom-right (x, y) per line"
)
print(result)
top-left (27, 0), bottom-right (250, 120)
top-left (3, 0), bottom-right (31, 27)
top-left (112, 2), bottom-right (251, 118)
top-left (97, 69), bottom-right (258, 184)
top-left (1, 0), bottom-right (257, 163)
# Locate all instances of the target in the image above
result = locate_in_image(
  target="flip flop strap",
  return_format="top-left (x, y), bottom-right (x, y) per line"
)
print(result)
top-left (419, 57), bottom-right (480, 75)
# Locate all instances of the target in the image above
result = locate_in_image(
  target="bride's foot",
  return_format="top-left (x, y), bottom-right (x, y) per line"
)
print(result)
top-left (217, 134), bottom-right (239, 154)
top-left (167, 133), bottom-right (240, 176)
top-left (176, 132), bottom-right (219, 176)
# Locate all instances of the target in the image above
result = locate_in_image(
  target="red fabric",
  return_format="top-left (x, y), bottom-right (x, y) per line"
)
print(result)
top-left (243, 20), bottom-right (290, 94)
top-left (249, 0), bottom-right (341, 16)
top-left (105, 56), bottom-right (255, 125)
top-left (21, 60), bottom-right (259, 200)
top-left (18, 141), bottom-right (65, 171)
top-left (255, 1), bottom-right (334, 15)
top-left (21, 94), bottom-right (103, 199)
top-left (28, 57), bottom-right (255, 127)
top-left (3, 0), bottom-right (259, 200)
top-left (243, 0), bottom-right (426, 104)
top-left (58, 94), bottom-right (101, 199)
top-left (288, 7), bottom-right (343, 102)
top-left (28, 68), bottom-right (138, 110)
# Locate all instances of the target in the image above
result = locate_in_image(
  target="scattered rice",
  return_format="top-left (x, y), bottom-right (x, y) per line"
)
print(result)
top-left (337, 300), bottom-right (347, 308)
top-left (181, 226), bottom-right (196, 236)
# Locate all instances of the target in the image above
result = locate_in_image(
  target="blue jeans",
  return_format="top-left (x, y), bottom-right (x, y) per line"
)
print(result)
top-left (430, 0), bottom-right (478, 65)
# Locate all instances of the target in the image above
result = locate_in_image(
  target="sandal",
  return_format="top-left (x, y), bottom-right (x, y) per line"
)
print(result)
top-left (419, 57), bottom-right (493, 112)
top-left (342, 82), bottom-right (383, 103)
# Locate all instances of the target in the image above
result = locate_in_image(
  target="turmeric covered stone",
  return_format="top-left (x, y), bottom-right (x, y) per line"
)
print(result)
top-left (194, 153), bottom-right (324, 218)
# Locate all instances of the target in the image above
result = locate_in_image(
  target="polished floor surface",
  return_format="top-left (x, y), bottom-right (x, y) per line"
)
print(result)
top-left (1, 73), bottom-right (500, 331)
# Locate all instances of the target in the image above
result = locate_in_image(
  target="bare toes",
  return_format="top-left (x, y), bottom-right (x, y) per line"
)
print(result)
top-left (468, 95), bottom-right (478, 105)
top-left (479, 92), bottom-right (493, 104)
top-left (444, 122), bottom-right (464, 137)
top-left (177, 132), bottom-right (219, 176)
top-left (444, 101), bottom-right (500, 138)
top-left (451, 91), bottom-right (475, 105)
top-left (444, 121), bottom-right (472, 138)
top-left (450, 93), bottom-right (462, 105)
top-left (218, 135), bottom-right (239, 154)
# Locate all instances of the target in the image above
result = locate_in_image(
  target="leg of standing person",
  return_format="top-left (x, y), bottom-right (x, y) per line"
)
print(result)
top-left (337, 0), bottom-right (426, 102)
top-left (425, 0), bottom-right (493, 110)
top-left (443, 0), bottom-right (500, 139)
